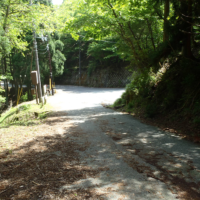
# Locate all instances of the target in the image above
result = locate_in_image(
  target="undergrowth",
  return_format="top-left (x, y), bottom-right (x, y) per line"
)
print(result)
top-left (113, 58), bottom-right (200, 129)
top-left (0, 103), bottom-right (52, 127)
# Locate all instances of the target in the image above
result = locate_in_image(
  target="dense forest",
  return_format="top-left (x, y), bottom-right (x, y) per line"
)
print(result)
top-left (1, 0), bottom-right (200, 131)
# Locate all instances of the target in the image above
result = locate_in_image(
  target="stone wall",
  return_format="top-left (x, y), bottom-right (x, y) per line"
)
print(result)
top-left (62, 68), bottom-right (132, 88)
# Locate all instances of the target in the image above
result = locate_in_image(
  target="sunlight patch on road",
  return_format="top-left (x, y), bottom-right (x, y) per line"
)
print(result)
top-left (162, 143), bottom-right (175, 148)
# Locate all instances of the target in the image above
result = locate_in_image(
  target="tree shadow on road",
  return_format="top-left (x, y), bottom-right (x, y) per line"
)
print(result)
top-left (0, 108), bottom-right (200, 199)
top-left (48, 107), bottom-right (200, 200)
top-left (0, 113), bottom-right (104, 199)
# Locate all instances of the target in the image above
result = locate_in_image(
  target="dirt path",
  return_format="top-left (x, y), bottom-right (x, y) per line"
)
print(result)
top-left (1, 85), bottom-right (200, 199)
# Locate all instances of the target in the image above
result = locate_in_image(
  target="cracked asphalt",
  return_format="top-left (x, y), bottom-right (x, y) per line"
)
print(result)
top-left (48, 85), bottom-right (200, 200)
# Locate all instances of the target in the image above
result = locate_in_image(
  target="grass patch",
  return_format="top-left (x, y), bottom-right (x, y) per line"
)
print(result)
top-left (113, 98), bottom-right (126, 108)
top-left (0, 102), bottom-right (52, 127)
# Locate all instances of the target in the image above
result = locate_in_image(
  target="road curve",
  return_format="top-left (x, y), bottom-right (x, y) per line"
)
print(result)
top-left (48, 85), bottom-right (200, 200)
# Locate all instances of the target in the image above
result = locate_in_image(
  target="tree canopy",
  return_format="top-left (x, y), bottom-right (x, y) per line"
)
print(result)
top-left (1, 0), bottom-right (200, 128)
top-left (57, 0), bottom-right (200, 125)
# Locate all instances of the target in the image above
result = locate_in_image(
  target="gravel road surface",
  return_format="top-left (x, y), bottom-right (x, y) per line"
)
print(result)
top-left (48, 85), bottom-right (200, 200)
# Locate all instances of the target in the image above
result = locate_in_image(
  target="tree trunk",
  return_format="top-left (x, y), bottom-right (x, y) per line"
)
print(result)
top-left (181, 0), bottom-right (193, 58)
top-left (2, 2), bottom-right (11, 107)
top-left (163, 0), bottom-right (170, 42)
top-left (3, 57), bottom-right (9, 107)
top-left (14, 79), bottom-right (18, 105)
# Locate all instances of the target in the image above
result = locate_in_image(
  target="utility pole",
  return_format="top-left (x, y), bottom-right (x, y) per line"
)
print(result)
top-left (30, 0), bottom-right (43, 104)
top-left (33, 31), bottom-right (43, 103)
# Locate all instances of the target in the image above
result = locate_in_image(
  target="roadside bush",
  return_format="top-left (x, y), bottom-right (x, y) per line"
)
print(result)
top-left (32, 95), bottom-right (36, 100)
top-left (127, 100), bottom-right (134, 110)
top-left (113, 98), bottom-right (125, 107)
top-left (20, 92), bottom-right (28, 102)
top-left (145, 103), bottom-right (158, 118)
top-left (87, 61), bottom-right (97, 77)
top-left (0, 87), bottom-right (5, 108)
top-left (119, 70), bottom-right (157, 108)
top-left (19, 104), bottom-right (31, 111)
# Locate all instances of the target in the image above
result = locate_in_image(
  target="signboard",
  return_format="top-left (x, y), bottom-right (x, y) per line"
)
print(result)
top-left (31, 71), bottom-right (38, 85)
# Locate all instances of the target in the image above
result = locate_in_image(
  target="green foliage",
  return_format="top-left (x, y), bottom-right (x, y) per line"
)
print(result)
top-left (193, 117), bottom-right (200, 125)
top-left (19, 104), bottom-right (31, 111)
top-left (55, 40), bottom-right (64, 51)
top-left (0, 0), bottom-right (200, 128)
top-left (113, 98), bottom-right (125, 107)
top-left (87, 40), bottom-right (118, 61)
top-left (39, 0), bottom-right (53, 6)
top-left (38, 32), bottom-right (67, 78)
top-left (0, 103), bottom-right (51, 126)
top-left (127, 101), bottom-right (134, 110)
top-left (61, 0), bottom-right (163, 70)
top-left (87, 61), bottom-right (97, 76)
top-left (0, 0), bottom-right (57, 58)
top-left (113, 69), bottom-right (160, 117)
top-left (0, 107), bottom-right (17, 124)
top-left (0, 32), bottom-right (11, 59)
top-left (145, 103), bottom-right (158, 118)
top-left (193, 102), bottom-right (200, 116)
top-left (55, 33), bottom-right (127, 83)
top-left (20, 92), bottom-right (29, 103)
top-left (38, 111), bottom-right (48, 119)
top-left (0, 87), bottom-right (5, 106)
top-left (0, 0), bottom-right (62, 106)
top-left (0, 76), bottom-right (6, 106)
top-left (0, 95), bottom-right (6, 107)
top-left (52, 50), bottom-right (66, 76)
top-left (125, 70), bottom-right (157, 99)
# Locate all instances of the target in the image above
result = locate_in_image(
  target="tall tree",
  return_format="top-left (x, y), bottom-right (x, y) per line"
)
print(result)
top-left (163, 0), bottom-right (170, 42)
top-left (0, 0), bottom-right (58, 106)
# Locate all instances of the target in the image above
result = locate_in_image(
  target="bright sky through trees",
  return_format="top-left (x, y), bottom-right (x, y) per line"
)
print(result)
top-left (52, 0), bottom-right (63, 5)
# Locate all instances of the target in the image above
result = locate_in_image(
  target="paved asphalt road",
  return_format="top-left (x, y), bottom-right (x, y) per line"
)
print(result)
top-left (48, 85), bottom-right (200, 200)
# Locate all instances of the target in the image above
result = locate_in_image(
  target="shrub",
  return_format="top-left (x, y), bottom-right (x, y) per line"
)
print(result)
top-left (127, 100), bottom-right (134, 110)
top-left (145, 103), bottom-right (158, 118)
top-left (20, 92), bottom-right (28, 102)
top-left (113, 98), bottom-right (125, 107)
top-left (19, 104), bottom-right (31, 111)
top-left (0, 87), bottom-right (5, 107)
